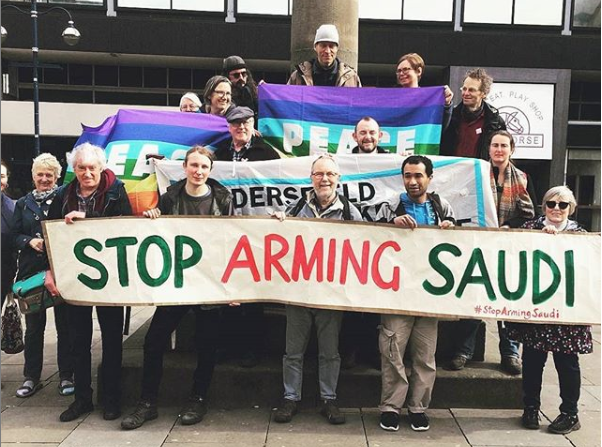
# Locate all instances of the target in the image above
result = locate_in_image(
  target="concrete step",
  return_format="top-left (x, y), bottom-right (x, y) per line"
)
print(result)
top-left (111, 312), bottom-right (521, 409)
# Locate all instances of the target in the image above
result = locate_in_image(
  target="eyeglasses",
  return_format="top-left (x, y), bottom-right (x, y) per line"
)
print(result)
top-left (311, 172), bottom-right (339, 179)
top-left (230, 70), bottom-right (247, 79)
top-left (546, 201), bottom-right (570, 210)
top-left (213, 90), bottom-right (232, 98)
top-left (396, 67), bottom-right (414, 74)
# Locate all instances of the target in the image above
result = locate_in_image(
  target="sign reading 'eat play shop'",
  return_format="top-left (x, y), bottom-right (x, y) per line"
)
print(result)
top-left (43, 217), bottom-right (601, 325)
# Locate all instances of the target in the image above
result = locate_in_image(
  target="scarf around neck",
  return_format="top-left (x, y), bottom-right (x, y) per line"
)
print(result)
top-left (490, 162), bottom-right (534, 226)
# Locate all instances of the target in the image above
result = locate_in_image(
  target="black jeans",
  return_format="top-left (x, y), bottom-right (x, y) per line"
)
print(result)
top-left (69, 304), bottom-right (124, 406)
top-left (141, 305), bottom-right (220, 402)
top-left (522, 345), bottom-right (581, 415)
top-left (24, 303), bottom-right (73, 382)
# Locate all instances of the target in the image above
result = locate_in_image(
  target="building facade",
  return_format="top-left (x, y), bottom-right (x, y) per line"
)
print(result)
top-left (1, 0), bottom-right (600, 229)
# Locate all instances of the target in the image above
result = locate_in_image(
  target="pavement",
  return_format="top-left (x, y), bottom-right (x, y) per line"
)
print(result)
top-left (1, 306), bottom-right (600, 447)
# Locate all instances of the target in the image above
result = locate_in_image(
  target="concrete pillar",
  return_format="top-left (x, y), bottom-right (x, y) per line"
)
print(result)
top-left (290, 0), bottom-right (359, 70)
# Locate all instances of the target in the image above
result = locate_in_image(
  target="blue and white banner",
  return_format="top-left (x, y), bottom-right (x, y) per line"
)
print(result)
top-left (153, 155), bottom-right (498, 227)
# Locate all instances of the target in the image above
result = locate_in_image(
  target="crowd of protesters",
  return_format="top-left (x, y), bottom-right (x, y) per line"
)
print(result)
top-left (0, 23), bottom-right (591, 438)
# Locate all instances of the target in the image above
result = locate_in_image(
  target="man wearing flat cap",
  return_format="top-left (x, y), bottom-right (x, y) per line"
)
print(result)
top-left (287, 24), bottom-right (361, 87)
top-left (222, 55), bottom-right (259, 116)
top-left (214, 106), bottom-right (280, 162)
top-left (213, 105), bottom-right (280, 369)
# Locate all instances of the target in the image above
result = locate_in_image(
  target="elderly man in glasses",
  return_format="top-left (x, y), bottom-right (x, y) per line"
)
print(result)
top-left (222, 55), bottom-right (260, 117)
top-left (214, 106), bottom-right (280, 162)
top-left (271, 154), bottom-right (363, 425)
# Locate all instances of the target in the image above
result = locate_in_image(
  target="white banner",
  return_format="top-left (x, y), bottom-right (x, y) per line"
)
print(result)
top-left (488, 83), bottom-right (554, 160)
top-left (43, 217), bottom-right (601, 325)
top-left (154, 155), bottom-right (499, 228)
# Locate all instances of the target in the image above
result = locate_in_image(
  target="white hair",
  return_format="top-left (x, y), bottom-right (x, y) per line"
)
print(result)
top-left (67, 142), bottom-right (107, 171)
top-left (31, 153), bottom-right (62, 179)
top-left (179, 92), bottom-right (202, 109)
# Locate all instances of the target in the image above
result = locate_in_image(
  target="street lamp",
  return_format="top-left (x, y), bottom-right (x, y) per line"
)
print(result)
top-left (1, 0), bottom-right (81, 156)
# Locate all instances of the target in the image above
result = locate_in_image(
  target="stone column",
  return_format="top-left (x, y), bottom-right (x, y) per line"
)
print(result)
top-left (290, 0), bottom-right (359, 70)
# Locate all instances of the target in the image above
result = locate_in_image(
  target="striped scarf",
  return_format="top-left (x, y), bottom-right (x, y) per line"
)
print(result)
top-left (490, 162), bottom-right (534, 226)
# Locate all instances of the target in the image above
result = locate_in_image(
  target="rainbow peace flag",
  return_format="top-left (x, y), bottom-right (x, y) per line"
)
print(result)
top-left (68, 109), bottom-right (230, 215)
top-left (258, 84), bottom-right (445, 156)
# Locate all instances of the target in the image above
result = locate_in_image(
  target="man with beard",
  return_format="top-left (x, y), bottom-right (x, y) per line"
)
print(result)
top-left (351, 117), bottom-right (388, 154)
top-left (222, 55), bottom-right (259, 117)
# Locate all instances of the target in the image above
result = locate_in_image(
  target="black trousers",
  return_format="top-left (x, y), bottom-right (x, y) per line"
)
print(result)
top-left (69, 304), bottom-right (124, 406)
top-left (522, 345), bottom-right (581, 415)
top-left (339, 311), bottom-right (380, 362)
top-left (141, 306), bottom-right (220, 402)
top-left (24, 303), bottom-right (73, 382)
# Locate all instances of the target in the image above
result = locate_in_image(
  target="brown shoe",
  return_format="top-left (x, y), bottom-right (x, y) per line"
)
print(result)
top-left (274, 399), bottom-right (297, 423)
top-left (501, 356), bottom-right (522, 375)
top-left (320, 399), bottom-right (345, 425)
top-left (445, 355), bottom-right (467, 371)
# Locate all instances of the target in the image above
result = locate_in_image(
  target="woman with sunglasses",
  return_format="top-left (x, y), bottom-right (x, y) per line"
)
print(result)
top-left (508, 185), bottom-right (592, 435)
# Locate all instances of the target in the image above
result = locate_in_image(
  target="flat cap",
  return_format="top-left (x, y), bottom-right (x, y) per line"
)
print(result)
top-left (226, 106), bottom-right (254, 123)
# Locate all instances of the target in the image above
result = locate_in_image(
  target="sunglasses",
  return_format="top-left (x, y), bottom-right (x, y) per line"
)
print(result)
top-left (546, 201), bottom-right (570, 210)
top-left (230, 71), bottom-right (247, 79)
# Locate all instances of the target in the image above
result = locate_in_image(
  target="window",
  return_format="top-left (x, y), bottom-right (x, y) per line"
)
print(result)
top-left (119, 66), bottom-right (143, 88)
top-left (359, 0), bottom-right (453, 21)
top-left (464, 0), bottom-right (564, 26)
top-left (95, 65), bottom-right (118, 86)
top-left (10, 0), bottom-right (104, 4)
top-left (573, 0), bottom-right (601, 27)
top-left (359, 0), bottom-right (402, 20)
top-left (569, 81), bottom-right (601, 121)
top-left (404, 0), bottom-right (453, 21)
top-left (117, 0), bottom-right (224, 11)
top-left (237, 0), bottom-right (290, 15)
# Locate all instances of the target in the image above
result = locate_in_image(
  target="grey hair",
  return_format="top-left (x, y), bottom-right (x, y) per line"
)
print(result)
top-left (311, 153), bottom-right (340, 172)
top-left (31, 153), bottom-right (62, 179)
top-left (542, 185), bottom-right (577, 216)
top-left (67, 142), bottom-right (107, 171)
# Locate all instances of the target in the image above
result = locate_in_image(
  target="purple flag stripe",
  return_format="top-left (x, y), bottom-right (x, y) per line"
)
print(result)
top-left (258, 84), bottom-right (444, 108)
top-left (81, 109), bottom-right (228, 136)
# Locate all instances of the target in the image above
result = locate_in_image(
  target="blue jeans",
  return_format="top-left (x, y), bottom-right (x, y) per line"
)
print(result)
top-left (282, 305), bottom-right (343, 401)
top-left (454, 319), bottom-right (519, 359)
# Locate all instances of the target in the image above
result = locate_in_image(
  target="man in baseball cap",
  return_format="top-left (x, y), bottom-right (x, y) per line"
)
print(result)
top-left (287, 24), bottom-right (361, 87)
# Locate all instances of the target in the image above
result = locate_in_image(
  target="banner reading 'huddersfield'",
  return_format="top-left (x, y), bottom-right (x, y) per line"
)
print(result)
top-left (258, 84), bottom-right (445, 156)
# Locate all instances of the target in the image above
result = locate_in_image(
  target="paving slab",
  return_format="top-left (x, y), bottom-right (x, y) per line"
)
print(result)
top-left (1, 381), bottom-right (27, 411)
top-left (266, 409), bottom-right (365, 447)
top-left (583, 385), bottom-right (601, 403)
top-left (540, 384), bottom-right (602, 415)
top-left (1, 444), bottom-right (59, 447)
top-left (165, 407), bottom-right (269, 444)
top-left (451, 408), bottom-right (573, 446)
top-left (59, 406), bottom-right (176, 447)
top-left (0, 406), bottom-right (80, 443)
top-left (565, 409), bottom-right (602, 447)
top-left (362, 408), bottom-right (468, 446)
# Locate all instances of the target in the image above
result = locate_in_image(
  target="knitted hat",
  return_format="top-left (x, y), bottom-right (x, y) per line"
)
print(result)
top-left (314, 24), bottom-right (339, 46)
top-left (223, 55), bottom-right (247, 74)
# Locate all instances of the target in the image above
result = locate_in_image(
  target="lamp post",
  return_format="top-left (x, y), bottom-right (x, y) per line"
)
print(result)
top-left (1, 0), bottom-right (80, 156)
